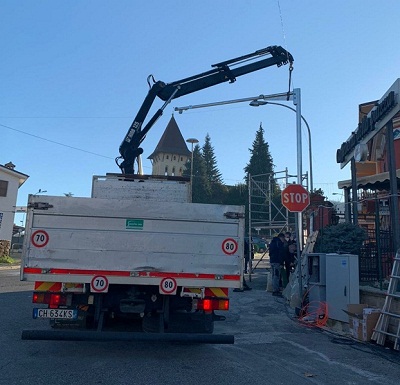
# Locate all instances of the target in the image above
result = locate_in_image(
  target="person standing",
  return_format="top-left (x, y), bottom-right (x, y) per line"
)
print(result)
top-left (282, 232), bottom-right (295, 285)
top-left (268, 233), bottom-right (285, 296)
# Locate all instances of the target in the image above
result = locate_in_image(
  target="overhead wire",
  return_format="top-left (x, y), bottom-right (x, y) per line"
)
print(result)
top-left (276, 0), bottom-right (293, 99)
top-left (0, 122), bottom-right (113, 159)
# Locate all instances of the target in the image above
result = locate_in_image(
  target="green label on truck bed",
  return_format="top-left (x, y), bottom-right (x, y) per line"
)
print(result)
top-left (125, 219), bottom-right (144, 230)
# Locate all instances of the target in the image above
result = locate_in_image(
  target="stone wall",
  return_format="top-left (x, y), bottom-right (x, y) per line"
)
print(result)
top-left (0, 240), bottom-right (10, 257)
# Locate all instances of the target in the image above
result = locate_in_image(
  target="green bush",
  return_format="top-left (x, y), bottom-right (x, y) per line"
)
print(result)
top-left (0, 255), bottom-right (15, 264)
top-left (314, 223), bottom-right (367, 255)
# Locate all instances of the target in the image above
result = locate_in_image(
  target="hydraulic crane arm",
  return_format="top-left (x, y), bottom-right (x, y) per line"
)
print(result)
top-left (117, 45), bottom-right (293, 174)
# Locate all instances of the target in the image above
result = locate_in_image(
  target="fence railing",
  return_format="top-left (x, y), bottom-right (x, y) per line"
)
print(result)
top-left (359, 229), bottom-right (394, 284)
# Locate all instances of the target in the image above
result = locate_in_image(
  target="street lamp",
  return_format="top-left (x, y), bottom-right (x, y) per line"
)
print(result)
top-left (34, 189), bottom-right (47, 195)
top-left (186, 138), bottom-right (199, 201)
top-left (249, 100), bottom-right (313, 193)
top-left (176, 89), bottom-right (306, 304)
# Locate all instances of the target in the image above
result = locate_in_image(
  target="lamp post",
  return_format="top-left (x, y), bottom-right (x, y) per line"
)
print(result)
top-left (186, 138), bottom-right (198, 202)
top-left (34, 189), bottom-right (47, 195)
top-left (176, 88), bottom-right (307, 305)
top-left (249, 100), bottom-right (313, 193)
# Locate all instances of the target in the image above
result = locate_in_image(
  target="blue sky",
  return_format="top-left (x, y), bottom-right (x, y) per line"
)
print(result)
top-left (2, 1), bottom-right (400, 223)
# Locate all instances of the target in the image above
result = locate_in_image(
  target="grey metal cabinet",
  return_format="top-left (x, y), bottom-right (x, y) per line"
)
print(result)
top-left (325, 253), bottom-right (359, 322)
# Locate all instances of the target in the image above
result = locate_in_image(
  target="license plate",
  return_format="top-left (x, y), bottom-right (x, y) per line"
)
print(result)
top-left (33, 308), bottom-right (77, 320)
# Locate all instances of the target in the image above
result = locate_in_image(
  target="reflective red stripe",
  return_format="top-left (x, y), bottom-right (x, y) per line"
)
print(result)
top-left (23, 267), bottom-right (240, 281)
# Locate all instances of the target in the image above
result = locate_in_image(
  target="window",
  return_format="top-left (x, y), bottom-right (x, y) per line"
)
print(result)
top-left (164, 166), bottom-right (168, 176)
top-left (172, 167), bottom-right (175, 176)
top-left (0, 180), bottom-right (8, 197)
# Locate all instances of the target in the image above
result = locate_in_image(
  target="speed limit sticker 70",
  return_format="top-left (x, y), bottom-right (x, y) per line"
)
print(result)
top-left (159, 277), bottom-right (177, 295)
top-left (90, 275), bottom-right (109, 293)
top-left (222, 238), bottom-right (238, 255)
top-left (31, 230), bottom-right (49, 248)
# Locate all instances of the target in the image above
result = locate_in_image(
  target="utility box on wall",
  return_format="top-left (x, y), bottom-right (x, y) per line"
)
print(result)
top-left (325, 253), bottom-right (359, 322)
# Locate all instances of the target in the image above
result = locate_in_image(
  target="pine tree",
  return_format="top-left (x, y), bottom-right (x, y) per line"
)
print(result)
top-left (201, 133), bottom-right (227, 203)
top-left (244, 123), bottom-right (275, 182)
top-left (244, 123), bottom-right (279, 232)
top-left (202, 133), bottom-right (223, 184)
top-left (183, 144), bottom-right (210, 203)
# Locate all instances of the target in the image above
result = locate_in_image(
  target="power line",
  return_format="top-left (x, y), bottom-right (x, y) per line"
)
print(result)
top-left (0, 122), bottom-right (113, 159)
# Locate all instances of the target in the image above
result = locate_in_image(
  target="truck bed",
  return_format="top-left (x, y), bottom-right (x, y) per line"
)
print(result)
top-left (21, 195), bottom-right (244, 289)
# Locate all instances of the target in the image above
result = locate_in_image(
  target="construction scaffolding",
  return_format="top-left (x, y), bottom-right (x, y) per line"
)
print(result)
top-left (248, 169), bottom-right (296, 241)
top-left (247, 169), bottom-right (310, 277)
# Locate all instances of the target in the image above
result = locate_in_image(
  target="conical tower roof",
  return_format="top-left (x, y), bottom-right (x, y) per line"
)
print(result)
top-left (148, 116), bottom-right (191, 159)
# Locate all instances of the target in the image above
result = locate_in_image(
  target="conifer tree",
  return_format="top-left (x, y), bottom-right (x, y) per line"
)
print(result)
top-left (244, 123), bottom-right (275, 183)
top-left (202, 133), bottom-right (223, 184)
top-left (183, 144), bottom-right (210, 203)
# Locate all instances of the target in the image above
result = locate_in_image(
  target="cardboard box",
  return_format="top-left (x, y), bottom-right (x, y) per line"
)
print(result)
top-left (343, 304), bottom-right (381, 341)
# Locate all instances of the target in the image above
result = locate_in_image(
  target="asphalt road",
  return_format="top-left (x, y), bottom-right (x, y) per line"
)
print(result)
top-left (1, 263), bottom-right (399, 385)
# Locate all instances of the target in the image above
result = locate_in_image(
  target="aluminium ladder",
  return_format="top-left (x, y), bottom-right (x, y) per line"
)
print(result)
top-left (371, 249), bottom-right (400, 350)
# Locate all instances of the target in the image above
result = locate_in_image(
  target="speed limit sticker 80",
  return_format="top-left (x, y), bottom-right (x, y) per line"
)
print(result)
top-left (159, 277), bottom-right (177, 295)
top-left (222, 238), bottom-right (238, 255)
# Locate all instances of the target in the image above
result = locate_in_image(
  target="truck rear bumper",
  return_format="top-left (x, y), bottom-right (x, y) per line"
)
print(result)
top-left (21, 329), bottom-right (234, 344)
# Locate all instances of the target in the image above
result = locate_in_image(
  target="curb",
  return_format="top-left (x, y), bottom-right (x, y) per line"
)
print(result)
top-left (0, 264), bottom-right (20, 270)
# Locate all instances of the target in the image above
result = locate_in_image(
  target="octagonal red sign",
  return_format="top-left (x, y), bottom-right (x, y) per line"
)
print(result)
top-left (281, 184), bottom-right (310, 212)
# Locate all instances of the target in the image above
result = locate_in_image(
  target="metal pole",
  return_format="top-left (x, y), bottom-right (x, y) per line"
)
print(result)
top-left (248, 173), bottom-right (252, 279)
top-left (186, 138), bottom-right (199, 202)
top-left (293, 88), bottom-right (303, 303)
top-left (190, 147), bottom-right (194, 201)
top-left (258, 101), bottom-right (313, 193)
top-left (350, 158), bottom-right (358, 225)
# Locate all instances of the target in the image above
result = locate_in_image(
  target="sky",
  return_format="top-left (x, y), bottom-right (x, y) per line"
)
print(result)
top-left (2, 0), bottom-right (400, 224)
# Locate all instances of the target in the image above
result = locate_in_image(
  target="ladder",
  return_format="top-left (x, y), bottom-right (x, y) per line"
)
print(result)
top-left (371, 249), bottom-right (400, 350)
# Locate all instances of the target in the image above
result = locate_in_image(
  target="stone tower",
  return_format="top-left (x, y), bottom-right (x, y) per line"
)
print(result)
top-left (148, 116), bottom-right (191, 176)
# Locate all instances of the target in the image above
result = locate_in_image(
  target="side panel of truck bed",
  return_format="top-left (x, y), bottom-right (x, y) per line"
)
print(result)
top-left (21, 195), bottom-right (244, 288)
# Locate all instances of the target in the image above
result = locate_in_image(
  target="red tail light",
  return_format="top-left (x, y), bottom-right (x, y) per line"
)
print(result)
top-left (33, 292), bottom-right (68, 308)
top-left (197, 298), bottom-right (229, 311)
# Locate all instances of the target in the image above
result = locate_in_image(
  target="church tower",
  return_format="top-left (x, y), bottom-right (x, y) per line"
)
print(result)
top-left (148, 116), bottom-right (191, 176)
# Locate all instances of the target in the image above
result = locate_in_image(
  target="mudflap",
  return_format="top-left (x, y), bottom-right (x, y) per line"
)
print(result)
top-left (21, 329), bottom-right (234, 344)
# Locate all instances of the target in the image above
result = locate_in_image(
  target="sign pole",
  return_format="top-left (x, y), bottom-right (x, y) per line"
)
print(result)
top-left (281, 184), bottom-right (310, 308)
top-left (293, 88), bottom-right (303, 305)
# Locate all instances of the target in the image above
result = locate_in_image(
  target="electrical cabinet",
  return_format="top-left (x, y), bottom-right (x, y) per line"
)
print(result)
top-left (306, 253), bottom-right (359, 323)
top-left (307, 254), bottom-right (327, 315)
top-left (325, 253), bottom-right (359, 322)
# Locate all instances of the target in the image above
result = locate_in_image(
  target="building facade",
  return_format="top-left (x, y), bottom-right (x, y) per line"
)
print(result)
top-left (337, 78), bottom-right (400, 283)
top-left (0, 162), bottom-right (29, 242)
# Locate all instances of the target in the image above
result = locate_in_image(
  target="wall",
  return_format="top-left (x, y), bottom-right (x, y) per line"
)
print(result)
top-left (360, 287), bottom-right (400, 347)
top-left (0, 172), bottom-right (20, 241)
top-left (151, 152), bottom-right (188, 176)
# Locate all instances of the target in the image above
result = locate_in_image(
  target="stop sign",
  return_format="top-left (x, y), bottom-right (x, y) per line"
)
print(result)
top-left (281, 184), bottom-right (310, 212)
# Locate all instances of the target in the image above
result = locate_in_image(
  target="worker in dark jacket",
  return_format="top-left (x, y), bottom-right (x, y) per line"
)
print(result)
top-left (268, 233), bottom-right (285, 296)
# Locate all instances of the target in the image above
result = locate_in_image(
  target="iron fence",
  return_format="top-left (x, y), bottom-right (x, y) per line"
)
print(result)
top-left (359, 229), bottom-right (394, 283)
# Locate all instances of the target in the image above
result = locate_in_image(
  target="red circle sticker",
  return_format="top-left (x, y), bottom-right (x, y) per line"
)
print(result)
top-left (91, 275), bottom-right (109, 293)
top-left (159, 277), bottom-right (177, 294)
top-left (31, 230), bottom-right (49, 248)
top-left (222, 238), bottom-right (238, 255)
